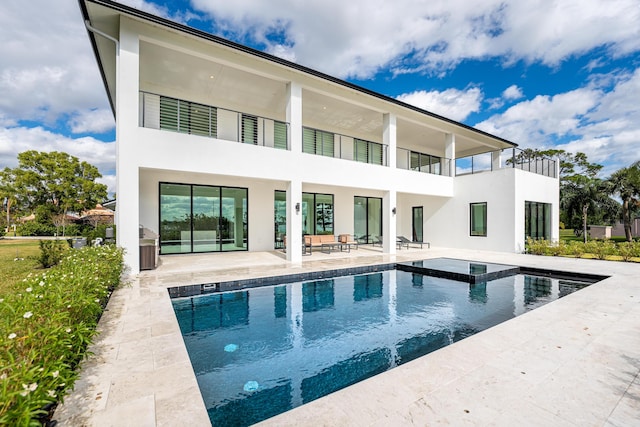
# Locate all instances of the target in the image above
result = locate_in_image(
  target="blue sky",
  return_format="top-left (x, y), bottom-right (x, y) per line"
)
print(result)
top-left (1, 0), bottom-right (639, 194)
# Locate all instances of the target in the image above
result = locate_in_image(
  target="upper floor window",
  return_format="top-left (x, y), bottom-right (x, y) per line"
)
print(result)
top-left (303, 127), bottom-right (334, 157)
top-left (159, 97), bottom-right (218, 137)
top-left (242, 114), bottom-right (258, 145)
top-left (470, 202), bottom-right (487, 236)
top-left (354, 139), bottom-right (384, 165)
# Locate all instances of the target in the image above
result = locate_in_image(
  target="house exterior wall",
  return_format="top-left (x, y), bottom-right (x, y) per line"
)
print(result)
top-left (86, 7), bottom-right (559, 273)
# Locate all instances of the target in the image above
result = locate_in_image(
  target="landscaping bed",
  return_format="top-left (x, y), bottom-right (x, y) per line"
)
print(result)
top-left (0, 244), bottom-right (124, 425)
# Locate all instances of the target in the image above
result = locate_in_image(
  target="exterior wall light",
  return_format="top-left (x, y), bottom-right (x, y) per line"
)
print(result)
top-left (295, 202), bottom-right (300, 213)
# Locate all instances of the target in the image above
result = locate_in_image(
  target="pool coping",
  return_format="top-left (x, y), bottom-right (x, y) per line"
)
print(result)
top-left (53, 247), bottom-right (640, 426)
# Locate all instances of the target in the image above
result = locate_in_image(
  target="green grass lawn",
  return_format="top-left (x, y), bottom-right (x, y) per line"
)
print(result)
top-left (0, 239), bottom-right (42, 296)
top-left (560, 229), bottom-right (629, 243)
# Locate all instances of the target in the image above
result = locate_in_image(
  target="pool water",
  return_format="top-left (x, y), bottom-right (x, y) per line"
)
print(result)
top-left (172, 269), bottom-right (589, 426)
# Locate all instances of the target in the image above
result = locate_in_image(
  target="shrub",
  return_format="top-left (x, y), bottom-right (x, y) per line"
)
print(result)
top-left (38, 240), bottom-right (70, 268)
top-left (17, 221), bottom-right (56, 237)
top-left (567, 241), bottom-right (585, 258)
top-left (526, 237), bottom-right (541, 255)
top-left (0, 245), bottom-right (124, 425)
top-left (62, 224), bottom-right (82, 237)
top-left (617, 242), bottom-right (635, 262)
top-left (585, 239), bottom-right (616, 260)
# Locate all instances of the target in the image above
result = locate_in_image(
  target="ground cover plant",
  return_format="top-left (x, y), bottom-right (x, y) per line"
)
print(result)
top-left (0, 244), bottom-right (124, 426)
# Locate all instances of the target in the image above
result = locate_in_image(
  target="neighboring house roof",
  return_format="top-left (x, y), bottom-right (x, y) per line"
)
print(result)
top-left (81, 204), bottom-right (115, 219)
top-left (79, 0), bottom-right (518, 150)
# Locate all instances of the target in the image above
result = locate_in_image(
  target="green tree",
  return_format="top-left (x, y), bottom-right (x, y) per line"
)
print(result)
top-left (608, 162), bottom-right (640, 241)
top-left (6, 151), bottom-right (107, 234)
top-left (0, 167), bottom-right (19, 232)
top-left (561, 176), bottom-right (618, 242)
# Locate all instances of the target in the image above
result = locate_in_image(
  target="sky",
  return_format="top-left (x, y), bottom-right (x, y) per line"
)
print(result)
top-left (1, 0), bottom-right (639, 195)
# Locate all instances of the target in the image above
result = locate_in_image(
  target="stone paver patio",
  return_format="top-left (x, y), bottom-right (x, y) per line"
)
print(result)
top-left (54, 246), bottom-right (640, 426)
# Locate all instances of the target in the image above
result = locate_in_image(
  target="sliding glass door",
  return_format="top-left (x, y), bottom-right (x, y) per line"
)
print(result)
top-left (160, 183), bottom-right (247, 254)
top-left (354, 196), bottom-right (382, 244)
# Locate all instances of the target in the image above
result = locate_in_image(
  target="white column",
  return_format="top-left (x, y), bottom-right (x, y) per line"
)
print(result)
top-left (445, 133), bottom-right (456, 177)
top-left (491, 150), bottom-right (502, 171)
top-left (286, 180), bottom-right (302, 263)
top-left (116, 17), bottom-right (141, 274)
top-left (383, 190), bottom-right (397, 254)
top-left (287, 82), bottom-right (302, 153)
top-left (383, 113), bottom-right (396, 168)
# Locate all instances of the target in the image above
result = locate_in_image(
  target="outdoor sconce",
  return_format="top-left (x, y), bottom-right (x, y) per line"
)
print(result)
top-left (392, 207), bottom-right (397, 215)
top-left (295, 202), bottom-right (300, 214)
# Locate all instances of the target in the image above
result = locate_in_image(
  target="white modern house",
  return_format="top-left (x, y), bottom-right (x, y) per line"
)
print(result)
top-left (80, 0), bottom-right (559, 274)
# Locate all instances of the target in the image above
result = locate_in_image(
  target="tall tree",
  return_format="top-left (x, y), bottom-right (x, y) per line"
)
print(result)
top-left (561, 176), bottom-right (618, 242)
top-left (608, 162), bottom-right (640, 241)
top-left (0, 167), bottom-right (19, 231)
top-left (8, 151), bottom-right (108, 220)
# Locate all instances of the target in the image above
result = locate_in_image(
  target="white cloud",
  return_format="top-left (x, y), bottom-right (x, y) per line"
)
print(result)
top-left (0, 2), bottom-right (109, 126)
top-left (475, 68), bottom-right (640, 176)
top-left (396, 87), bottom-right (483, 121)
top-left (69, 109), bottom-right (115, 134)
top-left (189, 0), bottom-right (640, 79)
top-left (0, 126), bottom-right (115, 179)
top-left (502, 85), bottom-right (523, 100)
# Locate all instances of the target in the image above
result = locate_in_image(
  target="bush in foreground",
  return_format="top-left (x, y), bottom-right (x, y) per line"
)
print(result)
top-left (0, 245), bottom-right (124, 426)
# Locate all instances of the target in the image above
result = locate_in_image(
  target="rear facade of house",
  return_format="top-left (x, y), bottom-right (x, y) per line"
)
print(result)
top-left (80, 0), bottom-right (559, 273)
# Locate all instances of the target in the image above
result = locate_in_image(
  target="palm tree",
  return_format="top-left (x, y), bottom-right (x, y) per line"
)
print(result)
top-left (561, 175), bottom-right (619, 243)
top-left (608, 162), bottom-right (640, 241)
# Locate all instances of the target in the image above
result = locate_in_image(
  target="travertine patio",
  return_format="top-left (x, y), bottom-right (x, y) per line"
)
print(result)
top-left (54, 246), bottom-right (640, 426)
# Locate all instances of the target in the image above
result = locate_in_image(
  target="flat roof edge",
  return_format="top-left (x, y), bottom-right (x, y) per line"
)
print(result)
top-left (81, 0), bottom-right (517, 148)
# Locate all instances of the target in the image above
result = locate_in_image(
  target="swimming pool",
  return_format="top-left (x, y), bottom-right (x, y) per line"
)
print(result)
top-left (172, 264), bottom-right (593, 426)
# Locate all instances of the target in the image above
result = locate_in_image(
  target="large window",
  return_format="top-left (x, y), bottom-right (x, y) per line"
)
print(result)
top-left (525, 201), bottom-right (551, 240)
top-left (303, 128), bottom-right (335, 157)
top-left (160, 183), bottom-right (247, 254)
top-left (354, 196), bottom-right (382, 244)
top-left (470, 202), bottom-right (487, 237)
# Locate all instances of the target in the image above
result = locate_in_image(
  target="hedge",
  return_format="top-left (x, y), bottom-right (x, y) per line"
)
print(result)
top-left (526, 237), bottom-right (640, 261)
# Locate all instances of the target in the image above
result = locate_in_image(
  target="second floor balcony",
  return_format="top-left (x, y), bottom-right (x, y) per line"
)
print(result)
top-left (139, 91), bottom-right (556, 180)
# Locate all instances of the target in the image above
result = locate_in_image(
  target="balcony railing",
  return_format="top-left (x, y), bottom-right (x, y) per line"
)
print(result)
top-left (302, 126), bottom-right (388, 166)
top-left (455, 148), bottom-right (557, 178)
top-left (396, 148), bottom-right (452, 176)
top-left (139, 92), bottom-right (289, 150)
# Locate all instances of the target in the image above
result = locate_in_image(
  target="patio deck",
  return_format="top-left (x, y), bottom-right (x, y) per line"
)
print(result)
top-left (54, 246), bottom-right (640, 426)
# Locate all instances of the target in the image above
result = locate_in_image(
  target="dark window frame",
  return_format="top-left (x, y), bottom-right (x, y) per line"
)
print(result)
top-left (470, 202), bottom-right (487, 237)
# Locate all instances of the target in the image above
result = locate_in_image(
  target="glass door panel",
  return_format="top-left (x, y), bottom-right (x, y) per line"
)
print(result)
top-left (160, 183), bottom-right (191, 254)
top-left (412, 206), bottom-right (423, 242)
top-left (193, 186), bottom-right (219, 253)
top-left (274, 191), bottom-right (287, 248)
top-left (315, 194), bottom-right (334, 234)
top-left (367, 198), bottom-right (382, 243)
top-left (221, 188), bottom-right (248, 251)
top-left (354, 197), bottom-right (367, 243)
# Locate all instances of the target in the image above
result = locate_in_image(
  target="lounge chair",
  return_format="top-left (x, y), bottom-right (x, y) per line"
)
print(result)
top-left (397, 236), bottom-right (430, 249)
